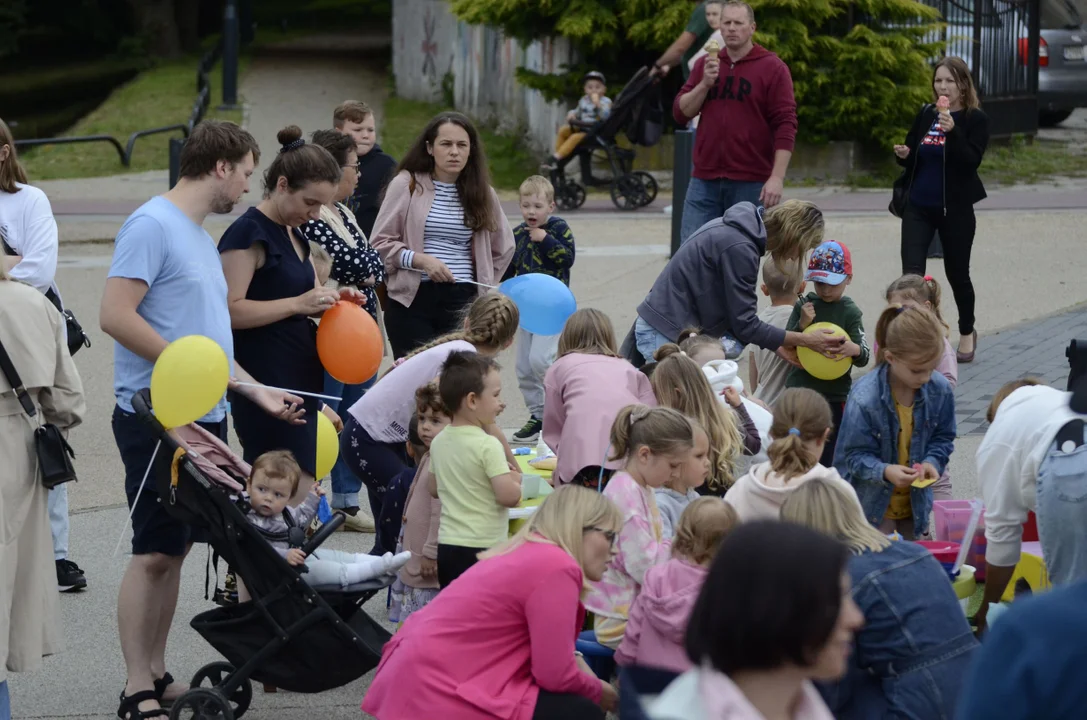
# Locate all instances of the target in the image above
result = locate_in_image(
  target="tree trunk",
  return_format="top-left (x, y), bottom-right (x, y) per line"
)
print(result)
top-left (175, 0), bottom-right (200, 54)
top-left (127, 0), bottom-right (181, 59)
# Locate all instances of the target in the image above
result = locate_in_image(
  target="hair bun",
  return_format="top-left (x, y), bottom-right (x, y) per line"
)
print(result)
top-left (276, 124), bottom-right (304, 147)
top-left (653, 343), bottom-right (683, 362)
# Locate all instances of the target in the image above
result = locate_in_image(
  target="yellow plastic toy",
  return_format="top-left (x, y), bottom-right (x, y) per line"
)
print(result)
top-left (796, 322), bottom-right (851, 381)
top-left (1001, 550), bottom-right (1051, 602)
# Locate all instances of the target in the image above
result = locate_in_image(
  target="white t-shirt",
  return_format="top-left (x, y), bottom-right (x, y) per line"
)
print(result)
top-left (0, 183), bottom-right (59, 296)
top-left (349, 340), bottom-right (476, 443)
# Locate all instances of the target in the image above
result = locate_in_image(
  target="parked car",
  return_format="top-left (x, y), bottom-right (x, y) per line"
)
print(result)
top-left (1034, 0), bottom-right (1087, 126)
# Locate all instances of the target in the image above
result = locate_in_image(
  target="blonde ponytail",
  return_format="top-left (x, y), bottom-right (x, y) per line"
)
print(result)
top-left (767, 388), bottom-right (833, 480)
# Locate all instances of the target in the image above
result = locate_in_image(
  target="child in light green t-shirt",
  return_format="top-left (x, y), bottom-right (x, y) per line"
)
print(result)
top-left (428, 351), bottom-right (523, 588)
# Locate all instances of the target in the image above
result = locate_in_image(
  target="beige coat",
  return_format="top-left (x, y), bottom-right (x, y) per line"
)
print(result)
top-left (0, 279), bottom-right (85, 681)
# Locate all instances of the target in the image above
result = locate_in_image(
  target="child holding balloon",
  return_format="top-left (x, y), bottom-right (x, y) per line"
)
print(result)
top-left (785, 240), bottom-right (870, 466)
top-left (503, 175), bottom-right (576, 444)
top-left (834, 306), bottom-right (955, 540)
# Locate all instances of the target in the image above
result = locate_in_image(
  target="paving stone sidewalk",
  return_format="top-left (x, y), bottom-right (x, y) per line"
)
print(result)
top-left (953, 304), bottom-right (1086, 435)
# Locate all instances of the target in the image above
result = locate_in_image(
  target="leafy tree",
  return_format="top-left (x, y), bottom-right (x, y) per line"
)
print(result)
top-left (449, 0), bottom-right (943, 148)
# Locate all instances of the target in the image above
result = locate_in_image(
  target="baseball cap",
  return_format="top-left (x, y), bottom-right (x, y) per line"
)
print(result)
top-left (583, 71), bottom-right (606, 84)
top-left (805, 240), bottom-right (852, 286)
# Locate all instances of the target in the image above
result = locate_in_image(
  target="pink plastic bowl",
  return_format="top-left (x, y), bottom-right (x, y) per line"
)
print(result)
top-left (916, 540), bottom-right (961, 564)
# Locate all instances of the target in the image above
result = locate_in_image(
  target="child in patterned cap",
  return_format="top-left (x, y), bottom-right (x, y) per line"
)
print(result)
top-left (784, 240), bottom-right (870, 466)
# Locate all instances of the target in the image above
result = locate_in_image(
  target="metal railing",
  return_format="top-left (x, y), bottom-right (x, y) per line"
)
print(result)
top-left (13, 39), bottom-right (223, 166)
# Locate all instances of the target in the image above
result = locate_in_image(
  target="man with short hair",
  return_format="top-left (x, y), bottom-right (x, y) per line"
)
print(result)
top-left (673, 1), bottom-right (798, 244)
top-left (101, 119), bottom-right (307, 719)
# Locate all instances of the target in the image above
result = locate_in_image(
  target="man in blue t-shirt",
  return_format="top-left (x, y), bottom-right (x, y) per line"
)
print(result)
top-left (100, 120), bottom-right (307, 719)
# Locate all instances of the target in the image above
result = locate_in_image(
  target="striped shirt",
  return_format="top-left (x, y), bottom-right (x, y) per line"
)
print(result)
top-left (399, 180), bottom-right (475, 282)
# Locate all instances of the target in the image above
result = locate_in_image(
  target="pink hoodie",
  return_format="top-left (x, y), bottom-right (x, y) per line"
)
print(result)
top-left (615, 557), bottom-right (706, 673)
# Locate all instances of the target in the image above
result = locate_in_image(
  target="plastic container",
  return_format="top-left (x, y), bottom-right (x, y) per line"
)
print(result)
top-left (916, 540), bottom-right (961, 564)
top-left (933, 501), bottom-right (987, 581)
top-left (952, 564), bottom-right (976, 614)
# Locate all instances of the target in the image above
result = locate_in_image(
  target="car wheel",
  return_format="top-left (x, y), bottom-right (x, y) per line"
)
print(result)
top-left (1039, 109), bottom-right (1074, 128)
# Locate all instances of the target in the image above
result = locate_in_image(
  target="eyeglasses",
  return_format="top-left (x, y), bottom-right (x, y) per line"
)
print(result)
top-left (341, 164), bottom-right (358, 172)
top-left (586, 527), bottom-right (617, 547)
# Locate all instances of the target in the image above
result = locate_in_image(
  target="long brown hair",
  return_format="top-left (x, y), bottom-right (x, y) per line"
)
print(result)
top-left (767, 388), bottom-right (833, 480)
top-left (651, 344), bottom-right (744, 491)
top-left (933, 56), bottom-right (980, 111)
top-left (396, 112), bottom-right (498, 232)
top-left (0, 118), bottom-right (29, 193)
top-left (557, 308), bottom-right (619, 358)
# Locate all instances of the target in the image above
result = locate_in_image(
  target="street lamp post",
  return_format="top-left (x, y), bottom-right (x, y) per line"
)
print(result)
top-left (219, 0), bottom-right (241, 110)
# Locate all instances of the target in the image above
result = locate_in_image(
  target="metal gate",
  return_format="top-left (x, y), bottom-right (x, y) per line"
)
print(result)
top-left (919, 0), bottom-right (1041, 136)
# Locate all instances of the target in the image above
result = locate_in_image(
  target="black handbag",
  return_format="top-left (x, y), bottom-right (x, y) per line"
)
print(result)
top-left (0, 335), bottom-right (77, 489)
top-left (1, 237), bottom-right (90, 356)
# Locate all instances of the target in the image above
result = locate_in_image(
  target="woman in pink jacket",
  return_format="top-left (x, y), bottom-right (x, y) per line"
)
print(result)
top-left (362, 485), bottom-right (621, 720)
top-left (370, 111), bottom-right (514, 358)
top-left (543, 309), bottom-right (656, 487)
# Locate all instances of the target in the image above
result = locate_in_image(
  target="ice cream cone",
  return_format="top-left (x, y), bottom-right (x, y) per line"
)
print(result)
top-left (705, 40), bottom-right (720, 61)
top-left (937, 95), bottom-right (950, 112)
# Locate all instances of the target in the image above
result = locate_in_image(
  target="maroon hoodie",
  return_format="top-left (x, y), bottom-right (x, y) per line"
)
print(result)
top-left (674, 44), bottom-right (798, 183)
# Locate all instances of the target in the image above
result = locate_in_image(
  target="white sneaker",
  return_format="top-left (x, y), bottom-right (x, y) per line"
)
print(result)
top-left (663, 204), bottom-right (673, 216)
top-left (381, 551), bottom-right (413, 574)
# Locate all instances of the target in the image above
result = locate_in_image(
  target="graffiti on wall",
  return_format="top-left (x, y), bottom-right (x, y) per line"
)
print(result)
top-left (421, 8), bottom-right (438, 81)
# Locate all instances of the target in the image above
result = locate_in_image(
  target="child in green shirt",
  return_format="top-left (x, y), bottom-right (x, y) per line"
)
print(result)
top-left (785, 240), bottom-right (870, 466)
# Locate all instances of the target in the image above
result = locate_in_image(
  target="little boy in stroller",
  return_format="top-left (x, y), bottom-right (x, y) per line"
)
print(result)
top-left (549, 70), bottom-right (613, 164)
top-left (244, 450), bottom-right (410, 590)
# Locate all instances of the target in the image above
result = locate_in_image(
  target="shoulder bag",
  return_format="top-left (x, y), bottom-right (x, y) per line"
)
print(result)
top-left (1, 236), bottom-right (91, 356)
top-left (0, 334), bottom-right (77, 489)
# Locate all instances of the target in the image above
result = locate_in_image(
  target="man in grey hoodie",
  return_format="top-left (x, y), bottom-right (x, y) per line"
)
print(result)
top-left (633, 200), bottom-right (841, 364)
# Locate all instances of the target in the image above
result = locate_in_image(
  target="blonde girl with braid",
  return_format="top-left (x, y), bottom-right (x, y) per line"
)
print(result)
top-left (341, 292), bottom-right (519, 553)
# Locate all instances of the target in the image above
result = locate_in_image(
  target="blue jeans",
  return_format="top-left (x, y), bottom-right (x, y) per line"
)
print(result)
top-left (679, 177), bottom-right (764, 246)
top-left (323, 371), bottom-right (375, 509)
top-left (48, 485), bottom-right (68, 560)
top-left (634, 316), bottom-right (674, 362)
top-left (1036, 426), bottom-right (1087, 586)
top-left (0, 680), bottom-right (9, 720)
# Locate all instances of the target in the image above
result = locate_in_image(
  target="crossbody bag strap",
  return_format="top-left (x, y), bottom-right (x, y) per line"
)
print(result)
top-left (0, 335), bottom-right (38, 417)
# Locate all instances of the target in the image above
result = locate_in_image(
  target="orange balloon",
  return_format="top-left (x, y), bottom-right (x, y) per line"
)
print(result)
top-left (317, 301), bottom-right (382, 384)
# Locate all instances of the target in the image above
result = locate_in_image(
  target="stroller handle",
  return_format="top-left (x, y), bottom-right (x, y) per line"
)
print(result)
top-left (301, 511), bottom-right (346, 557)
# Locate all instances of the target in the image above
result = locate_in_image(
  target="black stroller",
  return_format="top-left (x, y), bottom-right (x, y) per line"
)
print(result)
top-left (550, 67), bottom-right (665, 211)
top-left (131, 390), bottom-right (393, 720)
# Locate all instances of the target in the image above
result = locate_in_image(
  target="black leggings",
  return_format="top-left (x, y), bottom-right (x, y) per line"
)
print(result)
top-left (385, 281), bottom-right (478, 359)
top-left (340, 416), bottom-right (411, 554)
top-left (900, 203), bottom-right (977, 336)
top-left (533, 690), bottom-right (604, 720)
top-left (821, 398), bottom-right (846, 468)
top-left (437, 543), bottom-right (487, 588)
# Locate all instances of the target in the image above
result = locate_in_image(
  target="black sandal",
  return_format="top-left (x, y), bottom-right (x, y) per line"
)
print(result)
top-left (117, 689), bottom-right (169, 719)
top-left (154, 672), bottom-right (176, 703)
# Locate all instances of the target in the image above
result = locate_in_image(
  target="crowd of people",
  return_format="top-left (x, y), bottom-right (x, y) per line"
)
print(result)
top-left (1, 1), bottom-right (1085, 718)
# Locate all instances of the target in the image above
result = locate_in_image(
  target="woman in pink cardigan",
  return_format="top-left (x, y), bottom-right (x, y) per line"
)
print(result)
top-left (543, 308), bottom-right (657, 487)
top-left (370, 111), bottom-right (514, 358)
top-left (362, 485), bottom-right (621, 720)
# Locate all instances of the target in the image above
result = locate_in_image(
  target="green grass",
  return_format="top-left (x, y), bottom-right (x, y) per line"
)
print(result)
top-left (380, 96), bottom-right (539, 192)
top-left (21, 53), bottom-right (248, 180)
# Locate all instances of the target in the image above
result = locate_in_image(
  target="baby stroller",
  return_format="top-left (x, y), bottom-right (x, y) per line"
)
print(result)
top-left (550, 66), bottom-right (665, 211)
top-left (131, 389), bottom-right (393, 720)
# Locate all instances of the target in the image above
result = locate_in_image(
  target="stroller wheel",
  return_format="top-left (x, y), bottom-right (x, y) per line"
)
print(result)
top-left (610, 173), bottom-right (649, 211)
top-left (555, 180), bottom-right (587, 211)
top-left (631, 171), bottom-right (659, 207)
top-left (187, 662), bottom-right (252, 719)
top-left (169, 687), bottom-right (234, 720)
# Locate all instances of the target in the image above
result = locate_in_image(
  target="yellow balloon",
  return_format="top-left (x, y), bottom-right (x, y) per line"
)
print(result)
top-left (796, 322), bottom-right (852, 381)
top-left (150, 335), bottom-right (229, 429)
top-left (316, 411), bottom-right (340, 479)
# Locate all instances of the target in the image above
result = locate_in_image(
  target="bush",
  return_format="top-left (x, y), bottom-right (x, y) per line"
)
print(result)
top-left (451, 0), bottom-right (943, 149)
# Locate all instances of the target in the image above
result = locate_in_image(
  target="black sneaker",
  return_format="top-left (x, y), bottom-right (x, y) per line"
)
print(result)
top-left (513, 416), bottom-right (543, 443)
top-left (56, 559), bottom-right (87, 592)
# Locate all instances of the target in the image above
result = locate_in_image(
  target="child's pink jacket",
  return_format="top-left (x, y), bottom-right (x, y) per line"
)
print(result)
top-left (542, 353), bottom-right (656, 484)
top-left (615, 557), bottom-right (707, 672)
top-left (398, 453), bottom-right (440, 589)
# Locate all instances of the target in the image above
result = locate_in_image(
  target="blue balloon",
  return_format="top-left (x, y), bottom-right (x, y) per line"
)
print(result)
top-left (498, 273), bottom-right (577, 336)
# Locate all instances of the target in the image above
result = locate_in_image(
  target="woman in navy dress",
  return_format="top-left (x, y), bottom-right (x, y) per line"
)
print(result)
top-left (219, 124), bottom-right (363, 480)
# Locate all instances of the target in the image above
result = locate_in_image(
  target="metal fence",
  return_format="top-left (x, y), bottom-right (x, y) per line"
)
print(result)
top-left (916, 0), bottom-right (1041, 136)
top-left (13, 40), bottom-right (223, 166)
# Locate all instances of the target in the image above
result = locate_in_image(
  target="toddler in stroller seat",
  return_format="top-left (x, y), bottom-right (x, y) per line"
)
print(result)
top-left (244, 450), bottom-right (411, 590)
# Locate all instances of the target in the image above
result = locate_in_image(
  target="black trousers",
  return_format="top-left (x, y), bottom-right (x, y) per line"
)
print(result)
top-left (437, 543), bottom-right (487, 588)
top-left (384, 281), bottom-right (478, 359)
top-left (533, 690), bottom-right (605, 720)
top-left (821, 397), bottom-right (846, 468)
top-left (900, 203), bottom-right (977, 336)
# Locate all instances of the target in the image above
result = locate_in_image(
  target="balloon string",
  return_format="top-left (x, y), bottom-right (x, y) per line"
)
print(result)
top-left (113, 439), bottom-right (161, 557)
top-left (232, 381), bottom-right (342, 402)
top-left (403, 267), bottom-right (497, 289)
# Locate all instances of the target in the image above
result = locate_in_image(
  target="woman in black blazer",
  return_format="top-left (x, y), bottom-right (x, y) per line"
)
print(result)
top-left (893, 56), bottom-right (990, 363)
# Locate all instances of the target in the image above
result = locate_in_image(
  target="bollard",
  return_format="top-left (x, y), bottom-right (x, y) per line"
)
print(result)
top-left (221, 0), bottom-right (240, 109)
top-left (168, 137), bottom-right (185, 189)
top-left (670, 129), bottom-right (695, 257)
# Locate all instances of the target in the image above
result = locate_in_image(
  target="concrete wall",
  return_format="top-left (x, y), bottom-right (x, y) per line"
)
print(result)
top-left (391, 0), bottom-right (574, 153)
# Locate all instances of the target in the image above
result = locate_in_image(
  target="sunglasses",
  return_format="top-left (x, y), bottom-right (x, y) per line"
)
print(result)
top-left (586, 526), bottom-right (617, 546)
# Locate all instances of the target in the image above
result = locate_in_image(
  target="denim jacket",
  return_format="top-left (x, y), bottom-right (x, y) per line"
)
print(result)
top-left (834, 365), bottom-right (956, 538)
top-left (818, 541), bottom-right (978, 720)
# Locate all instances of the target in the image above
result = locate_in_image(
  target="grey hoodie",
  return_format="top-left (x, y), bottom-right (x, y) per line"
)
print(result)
top-left (654, 487), bottom-right (701, 540)
top-left (636, 202), bottom-right (786, 350)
